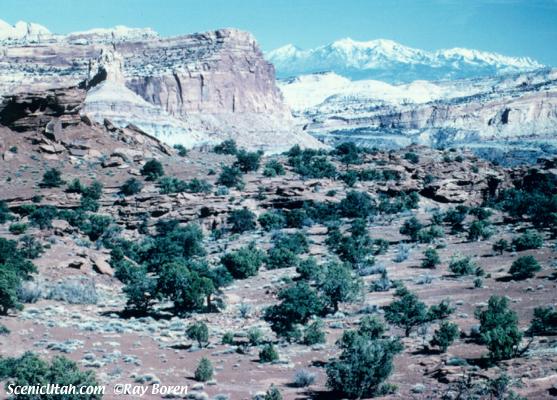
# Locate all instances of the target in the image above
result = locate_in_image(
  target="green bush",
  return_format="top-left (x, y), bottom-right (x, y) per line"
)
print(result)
top-left (40, 168), bottom-right (64, 188)
top-left (141, 159), bottom-right (164, 181)
top-left (228, 208), bottom-right (256, 233)
top-left (264, 282), bottom-right (324, 340)
top-left (338, 191), bottom-right (375, 219)
top-left (29, 206), bottom-right (57, 229)
top-left (120, 178), bottom-right (143, 195)
top-left (399, 217), bottom-right (423, 242)
top-left (194, 357), bottom-right (213, 382)
top-left (258, 211), bottom-right (286, 231)
top-left (326, 320), bottom-right (402, 398)
top-left (221, 243), bottom-right (265, 279)
top-left (157, 262), bottom-right (214, 313)
top-left (186, 321), bottom-right (209, 348)
top-left (217, 165), bottom-right (244, 188)
top-left (266, 247), bottom-right (299, 270)
top-left (529, 306), bottom-right (557, 335)
top-left (296, 257), bottom-right (320, 281)
top-left (235, 149), bottom-right (263, 172)
top-left (0, 352), bottom-right (102, 400)
top-left (9, 223), bottom-right (27, 235)
top-left (287, 146), bottom-right (337, 179)
top-left (259, 344), bottom-right (279, 363)
top-left (173, 144), bottom-right (188, 157)
top-left (449, 255), bottom-right (480, 276)
top-left (263, 159), bottom-right (286, 177)
top-left (384, 286), bottom-right (428, 337)
top-left (222, 331), bottom-right (235, 345)
top-left (303, 320), bottom-right (326, 345)
top-left (0, 324), bottom-right (9, 335)
top-left (508, 255), bottom-right (540, 280)
top-left (421, 248), bottom-right (440, 269)
top-left (492, 239), bottom-right (509, 255)
top-left (475, 296), bottom-right (522, 361)
top-left (404, 152), bottom-right (419, 164)
top-left (273, 232), bottom-right (309, 254)
top-left (468, 220), bottom-right (493, 241)
top-left (264, 384), bottom-right (283, 400)
top-left (512, 230), bottom-right (543, 251)
top-left (213, 139), bottom-right (238, 155)
top-left (66, 178), bottom-right (85, 193)
top-left (430, 321), bottom-right (459, 352)
top-left (317, 261), bottom-right (362, 313)
top-left (122, 267), bottom-right (156, 314)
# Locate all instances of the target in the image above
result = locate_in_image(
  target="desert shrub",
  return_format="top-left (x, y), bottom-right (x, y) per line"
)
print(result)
top-left (264, 282), bottom-right (324, 340)
top-left (340, 170), bottom-right (358, 187)
top-left (264, 384), bottom-right (282, 400)
top-left (377, 191), bottom-right (419, 214)
top-left (214, 139), bottom-right (238, 155)
top-left (120, 178), bottom-right (143, 195)
top-left (399, 217), bottom-right (423, 242)
top-left (66, 178), bottom-right (84, 194)
top-left (266, 247), bottom-right (299, 270)
top-left (194, 357), bottom-right (213, 382)
top-left (0, 201), bottom-right (12, 224)
top-left (404, 151), bottom-right (419, 164)
top-left (416, 225), bottom-right (445, 244)
top-left (217, 165), bottom-right (244, 188)
top-left (157, 262), bottom-right (214, 313)
top-left (468, 220), bottom-right (493, 241)
top-left (141, 159), bottom-right (164, 181)
top-left (123, 267), bottom-right (157, 314)
top-left (529, 306), bottom-right (557, 335)
top-left (9, 223), bottom-right (27, 235)
top-left (394, 243), bottom-right (411, 262)
top-left (296, 257), bottom-right (321, 281)
top-left (384, 286), bottom-right (429, 336)
top-left (263, 159), bottom-right (286, 177)
top-left (29, 206), bottom-right (57, 229)
top-left (228, 208), bottom-right (256, 233)
top-left (0, 239), bottom-right (37, 315)
top-left (158, 176), bottom-right (188, 194)
top-left (317, 261), bottom-right (362, 313)
top-left (82, 181), bottom-right (103, 200)
top-left (0, 269), bottom-right (21, 315)
top-left (273, 232), bottom-right (309, 254)
top-left (247, 327), bottom-right (264, 346)
top-left (444, 206), bottom-right (468, 232)
top-left (448, 255), bottom-right (480, 276)
top-left (185, 178), bottom-right (212, 193)
top-left (142, 222), bottom-right (205, 271)
top-left (428, 300), bottom-right (455, 321)
top-left (259, 344), bottom-right (279, 363)
top-left (0, 324), bottom-right (9, 335)
top-left (287, 146), bottom-right (337, 179)
top-left (421, 248), bottom-right (440, 269)
top-left (186, 321), bottom-right (209, 348)
top-left (40, 168), bottom-right (64, 188)
top-left (338, 191), bottom-right (375, 219)
top-left (284, 209), bottom-right (308, 228)
top-left (235, 149), bottom-right (263, 172)
top-left (17, 236), bottom-right (43, 260)
top-left (0, 352), bottom-right (102, 400)
top-left (326, 320), bottom-right (402, 399)
top-left (258, 211), bottom-right (285, 231)
top-left (369, 270), bottom-right (393, 292)
top-left (303, 319), bottom-right (326, 345)
top-left (511, 230), bottom-right (543, 251)
top-left (221, 243), bottom-right (265, 279)
top-left (293, 369), bottom-right (316, 388)
top-left (333, 142), bottom-right (362, 165)
top-left (508, 255), bottom-right (541, 280)
top-left (222, 331), bottom-right (235, 345)
top-left (475, 296), bottom-right (523, 361)
top-left (470, 207), bottom-right (493, 221)
top-left (493, 239), bottom-right (509, 255)
top-left (173, 144), bottom-right (188, 157)
top-left (45, 278), bottom-right (98, 304)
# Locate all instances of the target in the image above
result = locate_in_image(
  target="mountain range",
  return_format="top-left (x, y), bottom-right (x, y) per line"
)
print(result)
top-left (266, 38), bottom-right (544, 83)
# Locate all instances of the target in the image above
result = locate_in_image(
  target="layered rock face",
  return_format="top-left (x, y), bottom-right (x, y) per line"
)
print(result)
top-left (280, 69), bottom-right (557, 164)
top-left (0, 26), bottom-right (321, 150)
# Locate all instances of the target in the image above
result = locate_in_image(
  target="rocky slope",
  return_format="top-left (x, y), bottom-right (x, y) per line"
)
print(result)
top-left (0, 21), bottom-right (321, 151)
top-left (279, 69), bottom-right (557, 165)
top-left (267, 38), bottom-right (543, 82)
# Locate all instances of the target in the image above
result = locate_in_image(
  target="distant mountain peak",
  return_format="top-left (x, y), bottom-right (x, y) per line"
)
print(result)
top-left (266, 38), bottom-right (544, 82)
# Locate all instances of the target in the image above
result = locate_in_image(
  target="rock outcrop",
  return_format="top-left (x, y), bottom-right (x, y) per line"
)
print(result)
top-left (0, 25), bottom-right (322, 151)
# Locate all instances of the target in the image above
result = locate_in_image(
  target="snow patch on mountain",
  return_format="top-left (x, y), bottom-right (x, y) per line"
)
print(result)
top-left (0, 19), bottom-right (51, 42)
top-left (267, 38), bottom-right (544, 82)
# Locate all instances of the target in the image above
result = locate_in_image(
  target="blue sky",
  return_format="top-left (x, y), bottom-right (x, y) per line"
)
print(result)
top-left (2, 0), bottom-right (556, 65)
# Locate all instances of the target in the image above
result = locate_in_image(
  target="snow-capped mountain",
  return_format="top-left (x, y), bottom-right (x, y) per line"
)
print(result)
top-left (0, 19), bottom-right (51, 42)
top-left (267, 38), bottom-right (544, 82)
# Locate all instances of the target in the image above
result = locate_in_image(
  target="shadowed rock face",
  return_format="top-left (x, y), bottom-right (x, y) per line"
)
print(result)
top-left (0, 28), bottom-right (323, 150)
